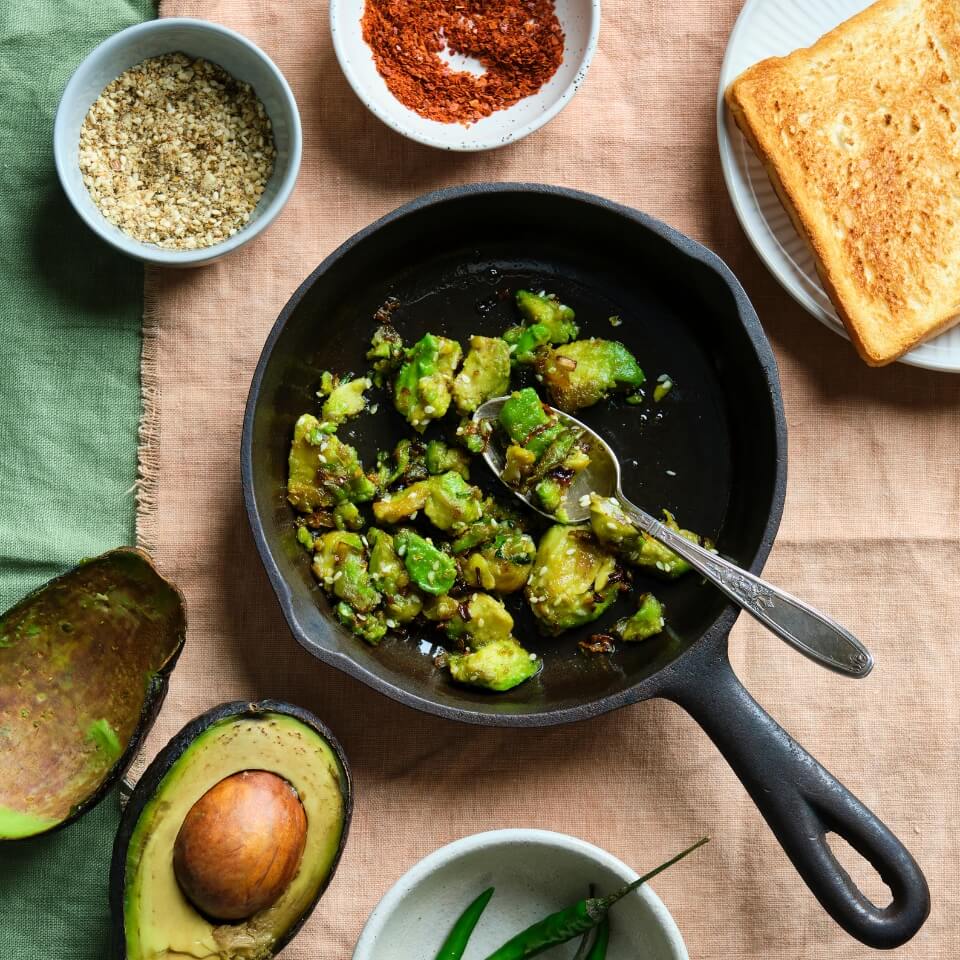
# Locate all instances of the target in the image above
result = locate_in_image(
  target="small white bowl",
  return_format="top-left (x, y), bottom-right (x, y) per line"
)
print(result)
top-left (352, 829), bottom-right (688, 960)
top-left (330, 1), bottom-right (600, 151)
top-left (54, 18), bottom-right (302, 267)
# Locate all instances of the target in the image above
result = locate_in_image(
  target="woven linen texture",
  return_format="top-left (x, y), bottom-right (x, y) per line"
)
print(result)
top-left (141, 1), bottom-right (960, 956)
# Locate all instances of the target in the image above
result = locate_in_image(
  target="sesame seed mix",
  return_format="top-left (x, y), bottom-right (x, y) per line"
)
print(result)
top-left (78, 53), bottom-right (276, 250)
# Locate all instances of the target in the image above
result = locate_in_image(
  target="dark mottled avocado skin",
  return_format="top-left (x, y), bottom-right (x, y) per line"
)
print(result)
top-left (110, 700), bottom-right (353, 960)
top-left (0, 548), bottom-right (186, 842)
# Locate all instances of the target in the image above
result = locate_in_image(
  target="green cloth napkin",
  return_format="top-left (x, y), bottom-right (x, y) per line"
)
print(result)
top-left (0, 0), bottom-right (153, 956)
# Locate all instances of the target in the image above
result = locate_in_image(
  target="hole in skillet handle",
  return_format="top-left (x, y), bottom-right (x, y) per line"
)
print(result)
top-left (825, 833), bottom-right (893, 910)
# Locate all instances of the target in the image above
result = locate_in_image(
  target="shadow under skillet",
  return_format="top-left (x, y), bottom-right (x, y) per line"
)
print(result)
top-left (216, 498), bottom-right (687, 794)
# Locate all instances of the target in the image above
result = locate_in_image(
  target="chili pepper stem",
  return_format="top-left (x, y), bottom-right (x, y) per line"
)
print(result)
top-left (587, 837), bottom-right (710, 919)
top-left (482, 838), bottom-right (709, 960)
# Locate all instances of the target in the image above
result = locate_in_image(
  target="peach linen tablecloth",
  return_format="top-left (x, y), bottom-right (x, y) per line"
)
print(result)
top-left (138, 1), bottom-right (960, 956)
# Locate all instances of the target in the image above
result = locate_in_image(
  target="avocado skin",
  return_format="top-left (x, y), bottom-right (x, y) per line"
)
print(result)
top-left (0, 548), bottom-right (186, 843)
top-left (109, 700), bottom-right (354, 960)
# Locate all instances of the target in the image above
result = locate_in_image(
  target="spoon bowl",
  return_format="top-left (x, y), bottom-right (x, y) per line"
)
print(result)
top-left (474, 396), bottom-right (618, 523)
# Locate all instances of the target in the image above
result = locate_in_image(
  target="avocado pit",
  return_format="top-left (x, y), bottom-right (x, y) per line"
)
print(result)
top-left (173, 770), bottom-right (307, 921)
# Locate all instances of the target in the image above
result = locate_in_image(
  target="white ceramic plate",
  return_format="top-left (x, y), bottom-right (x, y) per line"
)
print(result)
top-left (352, 829), bottom-right (688, 960)
top-left (330, 0), bottom-right (600, 151)
top-left (717, 0), bottom-right (960, 371)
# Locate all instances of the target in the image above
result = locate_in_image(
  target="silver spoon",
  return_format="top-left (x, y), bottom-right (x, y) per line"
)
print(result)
top-left (475, 397), bottom-right (874, 679)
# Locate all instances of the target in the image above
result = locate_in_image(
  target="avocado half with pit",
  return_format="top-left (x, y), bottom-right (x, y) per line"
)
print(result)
top-left (111, 700), bottom-right (352, 960)
top-left (0, 548), bottom-right (186, 841)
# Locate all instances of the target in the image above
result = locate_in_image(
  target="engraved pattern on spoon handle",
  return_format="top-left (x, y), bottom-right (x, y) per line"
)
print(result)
top-left (618, 498), bottom-right (874, 678)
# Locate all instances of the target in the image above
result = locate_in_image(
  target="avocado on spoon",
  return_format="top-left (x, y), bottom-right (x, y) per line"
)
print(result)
top-left (475, 396), bottom-right (874, 679)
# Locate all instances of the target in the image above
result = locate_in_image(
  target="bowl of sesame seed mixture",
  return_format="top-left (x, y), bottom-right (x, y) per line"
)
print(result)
top-left (54, 18), bottom-right (302, 266)
top-left (331, 0), bottom-right (600, 151)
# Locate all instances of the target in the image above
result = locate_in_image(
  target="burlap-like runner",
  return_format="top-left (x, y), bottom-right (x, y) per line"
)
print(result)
top-left (138, 1), bottom-right (958, 955)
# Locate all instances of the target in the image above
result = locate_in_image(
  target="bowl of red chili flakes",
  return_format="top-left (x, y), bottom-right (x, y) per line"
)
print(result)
top-left (330, 0), bottom-right (600, 151)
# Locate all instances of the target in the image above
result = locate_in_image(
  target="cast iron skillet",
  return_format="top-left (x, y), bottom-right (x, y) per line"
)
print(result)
top-left (241, 184), bottom-right (929, 949)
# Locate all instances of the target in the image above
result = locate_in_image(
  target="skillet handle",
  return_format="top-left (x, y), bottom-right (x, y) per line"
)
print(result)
top-left (662, 648), bottom-right (929, 949)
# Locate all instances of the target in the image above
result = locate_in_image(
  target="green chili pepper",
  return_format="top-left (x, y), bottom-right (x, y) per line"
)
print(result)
top-left (572, 931), bottom-right (595, 960)
top-left (482, 837), bottom-right (708, 960)
top-left (585, 917), bottom-right (609, 959)
top-left (570, 888), bottom-right (597, 960)
top-left (434, 887), bottom-right (495, 960)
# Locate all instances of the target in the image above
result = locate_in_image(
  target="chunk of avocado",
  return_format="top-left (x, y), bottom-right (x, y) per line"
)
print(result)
top-left (536, 339), bottom-right (645, 412)
top-left (335, 602), bottom-right (388, 645)
top-left (373, 438), bottom-right (429, 493)
top-left (498, 388), bottom-right (549, 446)
top-left (393, 333), bottom-right (462, 432)
top-left (371, 480), bottom-right (430, 525)
top-left (373, 472), bottom-right (482, 534)
top-left (112, 701), bottom-right (351, 960)
top-left (311, 531), bottom-right (380, 613)
top-left (504, 290), bottom-right (579, 363)
top-left (454, 414), bottom-right (493, 454)
top-left (447, 638), bottom-right (540, 692)
top-left (514, 289), bottom-right (578, 339)
top-left (425, 439), bottom-right (471, 480)
top-left (443, 593), bottom-right (515, 646)
top-left (0, 548), bottom-right (185, 841)
top-left (589, 494), bottom-right (708, 579)
top-left (453, 335), bottom-right (511, 414)
top-left (384, 589), bottom-right (423, 625)
top-left (460, 532), bottom-right (536, 594)
top-left (442, 594), bottom-right (539, 692)
top-left (287, 414), bottom-right (376, 515)
top-left (526, 525), bottom-right (622, 635)
top-left (367, 529), bottom-right (423, 627)
top-left (450, 517), bottom-right (502, 554)
top-left (395, 529), bottom-right (457, 596)
top-left (318, 373), bottom-right (371, 424)
top-left (367, 528), bottom-right (408, 595)
top-left (366, 323), bottom-right (404, 385)
top-left (615, 593), bottom-right (666, 642)
top-left (422, 593), bottom-right (459, 622)
top-left (422, 471), bottom-right (483, 532)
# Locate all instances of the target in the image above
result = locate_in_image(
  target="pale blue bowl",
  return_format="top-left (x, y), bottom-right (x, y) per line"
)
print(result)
top-left (54, 18), bottom-right (301, 267)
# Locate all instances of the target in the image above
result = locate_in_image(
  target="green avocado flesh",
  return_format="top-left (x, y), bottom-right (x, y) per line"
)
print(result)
top-left (123, 712), bottom-right (347, 960)
top-left (0, 549), bottom-right (185, 839)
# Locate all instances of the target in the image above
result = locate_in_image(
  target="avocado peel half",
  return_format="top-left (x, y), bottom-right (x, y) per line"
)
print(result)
top-left (0, 547), bottom-right (186, 841)
top-left (111, 700), bottom-right (353, 960)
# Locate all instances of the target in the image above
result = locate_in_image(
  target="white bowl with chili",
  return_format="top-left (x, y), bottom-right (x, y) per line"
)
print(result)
top-left (331, 0), bottom-right (600, 151)
top-left (352, 829), bottom-right (688, 959)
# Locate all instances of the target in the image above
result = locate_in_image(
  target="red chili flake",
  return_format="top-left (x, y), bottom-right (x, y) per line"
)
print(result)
top-left (361, 0), bottom-right (565, 125)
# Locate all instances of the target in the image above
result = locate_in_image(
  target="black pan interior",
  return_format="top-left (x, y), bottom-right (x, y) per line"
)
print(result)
top-left (244, 186), bottom-right (785, 724)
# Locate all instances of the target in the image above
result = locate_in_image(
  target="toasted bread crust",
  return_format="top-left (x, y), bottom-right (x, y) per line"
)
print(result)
top-left (727, 0), bottom-right (960, 365)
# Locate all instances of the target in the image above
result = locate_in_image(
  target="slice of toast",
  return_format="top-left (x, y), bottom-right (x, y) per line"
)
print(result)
top-left (727, 0), bottom-right (960, 365)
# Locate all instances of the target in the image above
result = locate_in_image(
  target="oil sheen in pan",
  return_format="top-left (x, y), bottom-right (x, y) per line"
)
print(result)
top-left (323, 254), bottom-right (733, 699)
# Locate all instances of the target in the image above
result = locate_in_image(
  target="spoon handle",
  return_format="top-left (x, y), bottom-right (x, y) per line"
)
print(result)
top-left (617, 496), bottom-right (874, 678)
